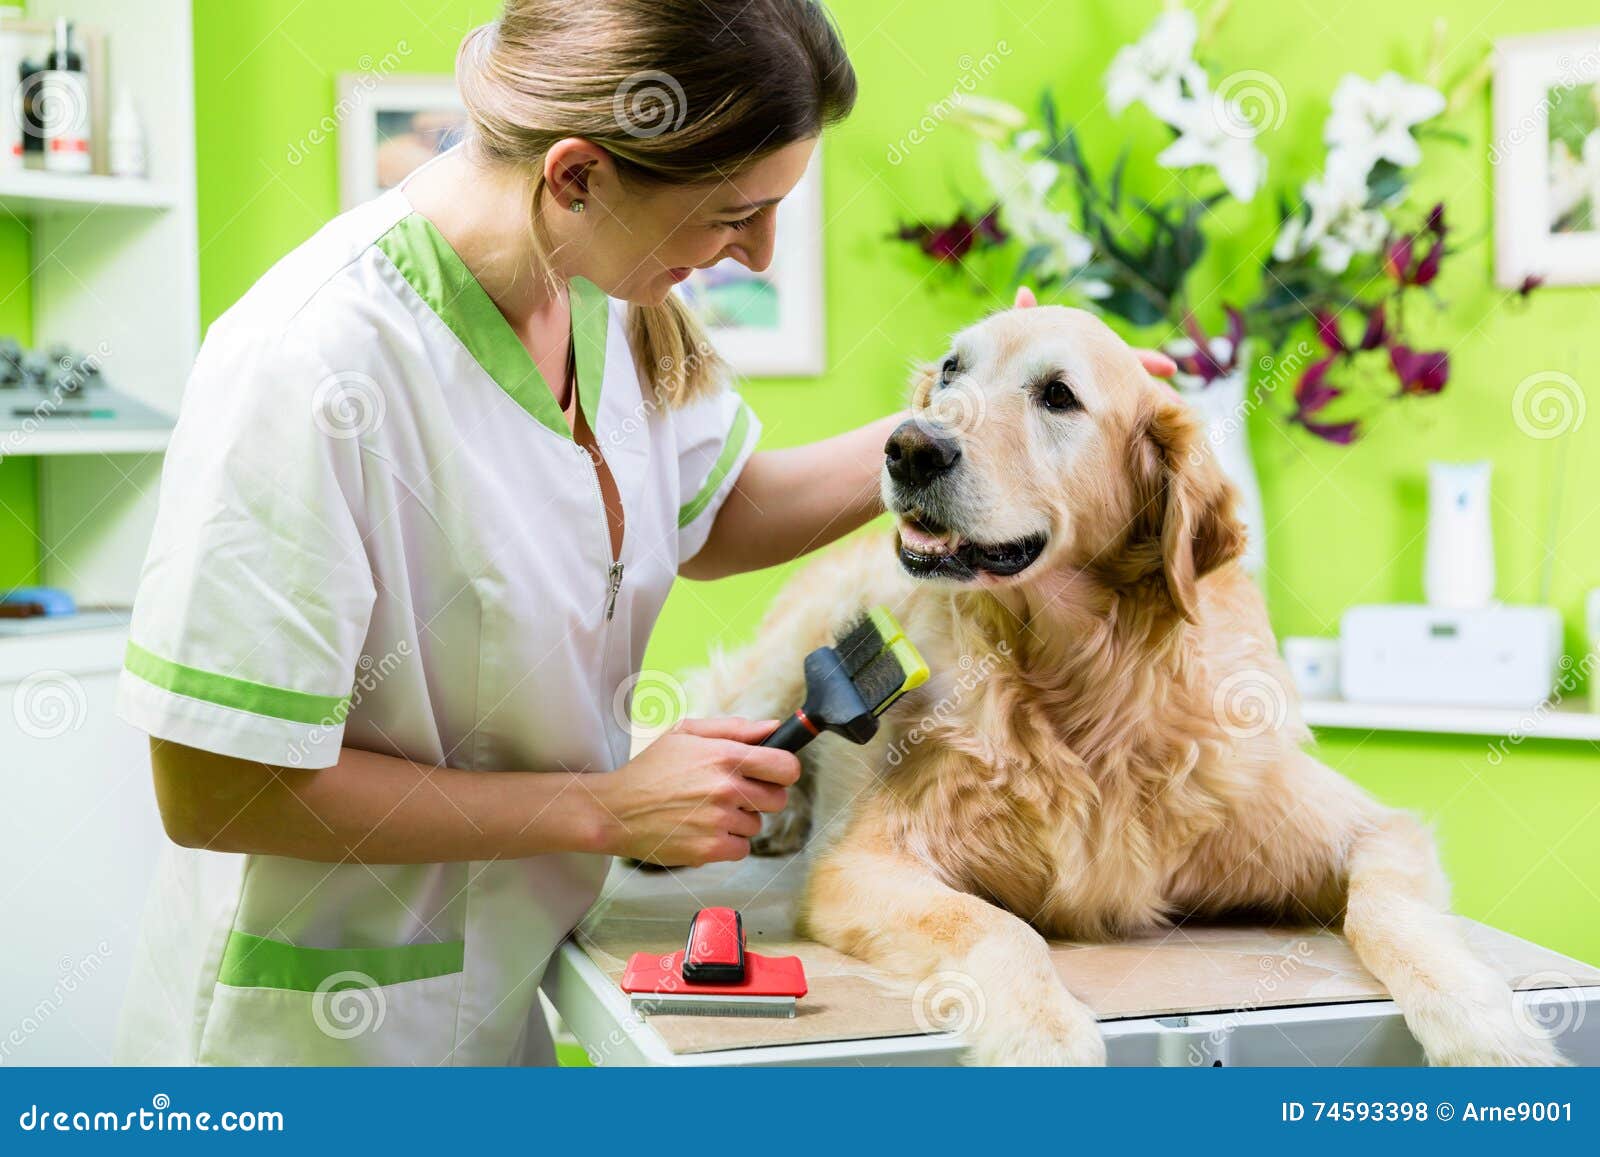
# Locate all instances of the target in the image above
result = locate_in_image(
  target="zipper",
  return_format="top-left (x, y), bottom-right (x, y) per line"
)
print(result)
top-left (605, 561), bottom-right (624, 622)
top-left (576, 441), bottom-right (624, 621)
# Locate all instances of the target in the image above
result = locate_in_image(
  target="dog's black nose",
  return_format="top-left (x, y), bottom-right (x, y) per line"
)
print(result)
top-left (885, 420), bottom-right (961, 487)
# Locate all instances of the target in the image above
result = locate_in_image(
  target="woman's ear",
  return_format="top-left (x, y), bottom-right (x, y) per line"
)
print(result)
top-left (1136, 396), bottom-right (1247, 622)
top-left (543, 137), bottom-right (611, 210)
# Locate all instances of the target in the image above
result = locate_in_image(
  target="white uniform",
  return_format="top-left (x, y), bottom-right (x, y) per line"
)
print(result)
top-left (114, 180), bottom-right (759, 1065)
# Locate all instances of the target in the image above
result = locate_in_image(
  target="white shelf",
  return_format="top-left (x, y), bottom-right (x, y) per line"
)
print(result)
top-left (0, 170), bottom-right (178, 215)
top-left (1302, 697), bottom-right (1600, 742)
top-left (2, 426), bottom-right (170, 455)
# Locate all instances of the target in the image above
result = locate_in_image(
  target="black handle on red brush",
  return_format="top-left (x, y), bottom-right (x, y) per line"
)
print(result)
top-left (760, 710), bottom-right (819, 752)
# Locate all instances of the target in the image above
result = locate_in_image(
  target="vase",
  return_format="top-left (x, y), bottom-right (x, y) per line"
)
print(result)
top-left (1424, 460), bottom-right (1494, 609)
top-left (1177, 369), bottom-right (1266, 578)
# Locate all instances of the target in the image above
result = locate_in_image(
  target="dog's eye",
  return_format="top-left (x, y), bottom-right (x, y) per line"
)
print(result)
top-left (939, 355), bottom-right (959, 385)
top-left (1040, 379), bottom-right (1081, 412)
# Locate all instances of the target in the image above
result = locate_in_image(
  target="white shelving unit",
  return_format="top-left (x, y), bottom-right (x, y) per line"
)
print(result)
top-left (0, 169), bottom-right (179, 213)
top-left (3, 0), bottom-right (198, 606)
top-left (1302, 697), bottom-right (1600, 742)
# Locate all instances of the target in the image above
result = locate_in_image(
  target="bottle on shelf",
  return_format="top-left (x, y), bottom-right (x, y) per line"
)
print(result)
top-left (0, 5), bottom-right (22, 172)
top-left (41, 18), bottom-right (89, 175)
top-left (108, 87), bottom-right (146, 179)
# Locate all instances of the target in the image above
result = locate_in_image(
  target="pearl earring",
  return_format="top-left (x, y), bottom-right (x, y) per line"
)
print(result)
top-left (570, 199), bottom-right (585, 214)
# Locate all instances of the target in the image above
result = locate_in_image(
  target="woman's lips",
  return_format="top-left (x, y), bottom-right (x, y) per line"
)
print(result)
top-left (668, 268), bottom-right (692, 284)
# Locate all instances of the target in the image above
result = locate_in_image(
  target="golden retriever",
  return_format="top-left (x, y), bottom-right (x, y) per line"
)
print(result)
top-left (692, 298), bottom-right (1567, 1067)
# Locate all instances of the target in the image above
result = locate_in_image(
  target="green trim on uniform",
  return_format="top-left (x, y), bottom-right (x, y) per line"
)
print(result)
top-left (375, 213), bottom-right (609, 440)
top-left (217, 930), bottom-right (465, 991)
top-left (570, 274), bottom-right (610, 428)
top-left (677, 402), bottom-right (754, 528)
top-left (123, 641), bottom-right (350, 727)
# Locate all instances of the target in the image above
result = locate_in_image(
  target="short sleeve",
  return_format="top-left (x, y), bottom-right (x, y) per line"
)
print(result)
top-left (672, 385), bottom-right (761, 564)
top-left (117, 325), bottom-right (377, 769)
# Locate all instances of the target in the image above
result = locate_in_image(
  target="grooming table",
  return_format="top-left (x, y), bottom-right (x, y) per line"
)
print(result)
top-left (545, 853), bottom-right (1600, 1066)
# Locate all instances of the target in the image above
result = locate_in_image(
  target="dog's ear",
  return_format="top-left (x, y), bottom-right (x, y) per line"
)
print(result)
top-left (1132, 395), bottom-right (1247, 622)
top-left (1013, 286), bottom-right (1038, 309)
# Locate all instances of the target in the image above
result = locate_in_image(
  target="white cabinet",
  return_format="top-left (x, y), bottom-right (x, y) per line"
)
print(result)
top-left (0, 629), bottom-right (166, 1064)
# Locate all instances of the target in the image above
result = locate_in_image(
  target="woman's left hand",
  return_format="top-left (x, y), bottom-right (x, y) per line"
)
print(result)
top-left (1011, 286), bottom-right (1175, 378)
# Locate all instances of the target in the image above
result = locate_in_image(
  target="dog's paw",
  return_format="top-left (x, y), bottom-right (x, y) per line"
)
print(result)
top-left (963, 996), bottom-right (1106, 1067)
top-left (967, 1023), bottom-right (1106, 1067)
top-left (1412, 999), bottom-right (1575, 1067)
top-left (751, 804), bottom-right (810, 857)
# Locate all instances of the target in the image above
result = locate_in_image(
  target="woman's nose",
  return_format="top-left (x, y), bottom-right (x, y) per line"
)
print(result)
top-left (727, 215), bottom-right (777, 274)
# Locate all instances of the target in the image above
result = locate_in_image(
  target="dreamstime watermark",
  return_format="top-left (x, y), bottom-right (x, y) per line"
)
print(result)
top-left (286, 41), bottom-right (413, 165)
top-left (612, 670), bottom-right (688, 741)
top-left (884, 640), bottom-right (1012, 768)
top-left (1511, 370), bottom-right (1586, 439)
top-left (1212, 69), bottom-right (1288, 141)
top-left (1512, 970), bottom-right (1588, 1042)
top-left (1490, 42), bottom-right (1600, 165)
top-left (312, 370), bottom-right (387, 439)
top-left (311, 970), bottom-right (386, 1040)
top-left (913, 377), bottom-right (989, 442)
top-left (1187, 342), bottom-right (1314, 467)
top-left (1211, 667), bottom-right (1291, 740)
top-left (886, 42), bottom-right (1013, 165)
top-left (1184, 939), bottom-right (1315, 1065)
top-left (11, 670), bottom-right (88, 740)
top-left (613, 71), bottom-right (687, 139)
top-left (0, 340), bottom-right (113, 462)
top-left (0, 942), bottom-right (111, 1064)
top-left (1486, 652), bottom-right (1597, 766)
top-left (17, 1094), bottom-right (284, 1134)
top-left (911, 969), bottom-right (987, 1036)
top-left (284, 641), bottom-right (413, 767)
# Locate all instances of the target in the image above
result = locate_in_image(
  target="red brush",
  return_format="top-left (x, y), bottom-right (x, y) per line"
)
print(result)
top-left (621, 907), bottom-right (807, 1018)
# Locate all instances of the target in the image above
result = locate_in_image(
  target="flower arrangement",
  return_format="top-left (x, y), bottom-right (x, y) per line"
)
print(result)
top-left (893, 1), bottom-right (1527, 444)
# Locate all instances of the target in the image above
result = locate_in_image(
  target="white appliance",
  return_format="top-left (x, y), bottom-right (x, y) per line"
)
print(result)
top-left (1424, 461), bottom-right (1495, 609)
top-left (0, 624), bottom-right (165, 1064)
top-left (1340, 604), bottom-right (1564, 709)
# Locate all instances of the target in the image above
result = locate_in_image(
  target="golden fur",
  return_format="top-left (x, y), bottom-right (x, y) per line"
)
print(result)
top-left (693, 303), bottom-right (1567, 1066)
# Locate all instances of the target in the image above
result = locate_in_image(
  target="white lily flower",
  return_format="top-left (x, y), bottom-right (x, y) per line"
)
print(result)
top-left (974, 140), bottom-right (1093, 281)
top-left (1156, 95), bottom-right (1267, 202)
top-left (977, 140), bottom-right (1059, 206)
top-left (1281, 158), bottom-right (1388, 273)
top-left (1324, 72), bottom-right (1446, 172)
top-left (1106, 8), bottom-right (1210, 124)
top-left (949, 95), bottom-right (1029, 142)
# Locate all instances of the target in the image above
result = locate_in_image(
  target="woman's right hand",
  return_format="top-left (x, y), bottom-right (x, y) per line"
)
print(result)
top-left (588, 717), bottom-right (801, 867)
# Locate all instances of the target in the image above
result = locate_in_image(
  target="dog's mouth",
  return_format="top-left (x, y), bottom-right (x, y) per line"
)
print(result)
top-left (895, 511), bottom-right (1048, 580)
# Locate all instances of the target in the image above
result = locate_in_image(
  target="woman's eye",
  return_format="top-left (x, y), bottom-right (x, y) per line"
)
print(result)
top-left (723, 214), bottom-right (756, 232)
top-left (1040, 380), bottom-right (1081, 412)
top-left (939, 355), bottom-right (959, 384)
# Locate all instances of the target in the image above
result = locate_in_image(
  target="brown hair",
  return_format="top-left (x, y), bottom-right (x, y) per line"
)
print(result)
top-left (456, 0), bottom-right (856, 405)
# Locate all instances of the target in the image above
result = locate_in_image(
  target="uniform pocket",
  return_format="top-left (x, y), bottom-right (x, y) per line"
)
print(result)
top-left (196, 931), bottom-right (466, 1066)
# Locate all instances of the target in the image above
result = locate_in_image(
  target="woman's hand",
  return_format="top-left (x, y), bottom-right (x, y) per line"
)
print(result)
top-left (1011, 286), bottom-right (1175, 377)
top-left (588, 717), bottom-right (801, 867)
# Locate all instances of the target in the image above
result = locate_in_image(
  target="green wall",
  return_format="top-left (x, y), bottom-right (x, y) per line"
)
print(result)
top-left (184, 0), bottom-right (1599, 963)
top-left (0, 212), bottom-right (38, 587)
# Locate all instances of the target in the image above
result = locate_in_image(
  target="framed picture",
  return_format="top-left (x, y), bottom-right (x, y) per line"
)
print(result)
top-left (676, 149), bottom-right (826, 377)
top-left (1494, 29), bottom-right (1600, 286)
top-left (338, 74), bottom-right (469, 210)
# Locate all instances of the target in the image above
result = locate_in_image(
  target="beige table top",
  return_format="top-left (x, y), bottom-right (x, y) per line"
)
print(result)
top-left (575, 853), bottom-right (1600, 1057)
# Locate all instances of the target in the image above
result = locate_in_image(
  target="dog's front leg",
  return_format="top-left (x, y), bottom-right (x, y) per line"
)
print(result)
top-left (1345, 811), bottom-right (1570, 1066)
top-left (803, 812), bottom-right (1104, 1066)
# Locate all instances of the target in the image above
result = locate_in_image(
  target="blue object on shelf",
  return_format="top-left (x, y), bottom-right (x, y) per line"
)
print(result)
top-left (2, 586), bottom-right (76, 615)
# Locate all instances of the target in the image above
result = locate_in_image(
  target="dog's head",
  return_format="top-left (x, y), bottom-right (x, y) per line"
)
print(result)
top-left (884, 300), bottom-right (1246, 621)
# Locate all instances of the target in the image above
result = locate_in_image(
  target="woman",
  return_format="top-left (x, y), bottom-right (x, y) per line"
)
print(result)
top-left (116, 0), bottom-right (1170, 1066)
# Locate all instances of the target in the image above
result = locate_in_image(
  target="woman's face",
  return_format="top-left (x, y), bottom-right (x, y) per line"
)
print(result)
top-left (574, 138), bottom-right (816, 305)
